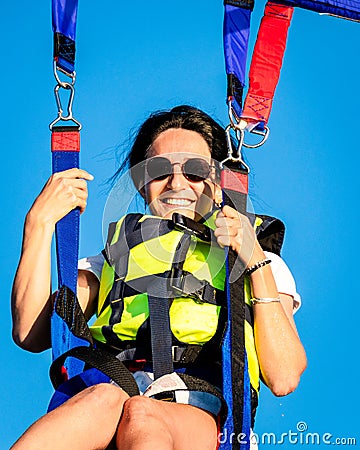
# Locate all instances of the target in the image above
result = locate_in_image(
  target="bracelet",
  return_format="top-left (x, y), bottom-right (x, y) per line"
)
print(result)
top-left (251, 296), bottom-right (281, 305)
top-left (245, 258), bottom-right (272, 275)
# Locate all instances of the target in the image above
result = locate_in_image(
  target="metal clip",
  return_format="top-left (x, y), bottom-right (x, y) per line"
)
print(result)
top-left (220, 125), bottom-right (250, 172)
top-left (49, 82), bottom-right (82, 130)
top-left (227, 99), bottom-right (241, 130)
top-left (50, 60), bottom-right (81, 130)
top-left (53, 60), bottom-right (76, 88)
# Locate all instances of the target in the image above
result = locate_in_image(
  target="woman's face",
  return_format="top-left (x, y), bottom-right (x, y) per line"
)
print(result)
top-left (144, 128), bottom-right (221, 221)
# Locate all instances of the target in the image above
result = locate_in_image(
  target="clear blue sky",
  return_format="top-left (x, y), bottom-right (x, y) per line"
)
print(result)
top-left (1, 1), bottom-right (359, 448)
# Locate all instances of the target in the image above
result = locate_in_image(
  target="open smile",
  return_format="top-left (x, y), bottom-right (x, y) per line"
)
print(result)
top-left (161, 198), bottom-right (194, 207)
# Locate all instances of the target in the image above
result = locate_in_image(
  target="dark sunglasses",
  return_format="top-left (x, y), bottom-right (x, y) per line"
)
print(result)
top-left (145, 157), bottom-right (217, 183)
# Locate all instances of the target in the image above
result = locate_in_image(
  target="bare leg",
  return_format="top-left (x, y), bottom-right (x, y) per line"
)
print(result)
top-left (116, 396), bottom-right (218, 450)
top-left (11, 383), bottom-right (129, 450)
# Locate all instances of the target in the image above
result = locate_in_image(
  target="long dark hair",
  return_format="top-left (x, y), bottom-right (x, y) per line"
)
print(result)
top-left (112, 105), bottom-right (231, 190)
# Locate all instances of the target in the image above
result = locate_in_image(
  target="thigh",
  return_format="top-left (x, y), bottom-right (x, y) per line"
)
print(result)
top-left (11, 383), bottom-right (130, 450)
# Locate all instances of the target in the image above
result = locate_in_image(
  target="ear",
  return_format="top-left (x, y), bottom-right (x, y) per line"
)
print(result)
top-left (214, 184), bottom-right (223, 207)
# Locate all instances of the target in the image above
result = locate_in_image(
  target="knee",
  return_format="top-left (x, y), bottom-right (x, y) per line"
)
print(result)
top-left (75, 383), bottom-right (126, 411)
top-left (117, 397), bottom-right (173, 447)
top-left (122, 396), bottom-right (157, 423)
top-left (121, 396), bottom-right (170, 431)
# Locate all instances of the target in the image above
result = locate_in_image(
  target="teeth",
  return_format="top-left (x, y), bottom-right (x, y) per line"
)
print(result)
top-left (162, 198), bottom-right (192, 206)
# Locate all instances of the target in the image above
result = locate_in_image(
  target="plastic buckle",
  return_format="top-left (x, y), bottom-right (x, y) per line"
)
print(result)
top-left (172, 213), bottom-right (211, 242)
top-left (169, 268), bottom-right (205, 303)
top-left (169, 267), bottom-right (185, 295)
top-left (153, 391), bottom-right (176, 402)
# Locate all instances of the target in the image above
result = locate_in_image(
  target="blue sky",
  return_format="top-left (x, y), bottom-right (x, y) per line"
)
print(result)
top-left (1, 1), bottom-right (359, 448)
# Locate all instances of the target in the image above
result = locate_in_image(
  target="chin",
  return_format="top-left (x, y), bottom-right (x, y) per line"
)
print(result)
top-left (163, 208), bottom-right (196, 220)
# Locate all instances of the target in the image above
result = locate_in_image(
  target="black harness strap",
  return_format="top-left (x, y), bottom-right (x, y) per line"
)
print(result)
top-left (221, 164), bottom-right (249, 448)
top-left (54, 285), bottom-right (94, 345)
top-left (148, 234), bottom-right (192, 379)
top-left (104, 273), bottom-right (220, 308)
top-left (50, 346), bottom-right (140, 396)
top-left (147, 292), bottom-right (174, 379)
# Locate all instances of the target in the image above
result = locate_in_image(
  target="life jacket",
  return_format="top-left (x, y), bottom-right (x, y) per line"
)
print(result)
top-left (48, 210), bottom-right (284, 423)
top-left (88, 210), bottom-right (285, 418)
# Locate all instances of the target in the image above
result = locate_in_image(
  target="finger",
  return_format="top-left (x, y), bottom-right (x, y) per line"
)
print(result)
top-left (62, 187), bottom-right (88, 214)
top-left (216, 235), bottom-right (230, 247)
top-left (71, 186), bottom-right (88, 200)
top-left (53, 168), bottom-right (94, 180)
top-left (215, 215), bottom-right (240, 228)
top-left (214, 227), bottom-right (241, 238)
top-left (51, 177), bottom-right (89, 198)
top-left (215, 218), bottom-right (241, 237)
top-left (68, 178), bottom-right (89, 191)
top-left (221, 205), bottom-right (240, 219)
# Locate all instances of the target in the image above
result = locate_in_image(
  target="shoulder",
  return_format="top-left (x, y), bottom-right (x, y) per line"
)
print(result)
top-left (78, 253), bottom-right (105, 281)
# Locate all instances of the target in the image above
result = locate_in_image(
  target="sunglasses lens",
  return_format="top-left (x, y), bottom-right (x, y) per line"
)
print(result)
top-left (146, 157), bottom-right (172, 180)
top-left (146, 157), bottom-right (212, 182)
top-left (184, 159), bottom-right (211, 182)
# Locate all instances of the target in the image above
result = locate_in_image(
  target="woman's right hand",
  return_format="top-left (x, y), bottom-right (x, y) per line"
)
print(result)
top-left (28, 168), bottom-right (94, 229)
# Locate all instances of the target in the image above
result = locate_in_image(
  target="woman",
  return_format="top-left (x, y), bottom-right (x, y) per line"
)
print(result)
top-left (11, 105), bottom-right (306, 449)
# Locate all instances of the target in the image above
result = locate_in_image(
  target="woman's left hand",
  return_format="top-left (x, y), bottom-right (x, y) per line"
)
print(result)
top-left (214, 205), bottom-right (263, 266)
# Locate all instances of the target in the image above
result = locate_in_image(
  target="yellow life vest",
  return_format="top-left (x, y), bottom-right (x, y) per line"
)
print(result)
top-left (90, 211), bottom-right (284, 397)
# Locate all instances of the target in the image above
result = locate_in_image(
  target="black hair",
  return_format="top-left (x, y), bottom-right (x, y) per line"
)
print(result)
top-left (111, 105), bottom-right (232, 190)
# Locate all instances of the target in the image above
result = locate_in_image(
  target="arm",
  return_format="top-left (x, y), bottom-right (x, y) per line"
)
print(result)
top-left (11, 168), bottom-right (96, 353)
top-left (215, 205), bottom-right (307, 396)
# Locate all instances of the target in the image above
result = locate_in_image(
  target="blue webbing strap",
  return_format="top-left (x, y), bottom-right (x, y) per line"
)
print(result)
top-left (223, 0), bottom-right (254, 119)
top-left (51, 126), bottom-right (89, 379)
top-left (275, 0), bottom-right (360, 22)
top-left (220, 167), bottom-right (251, 450)
top-left (49, 0), bottom-right (88, 383)
top-left (52, 0), bottom-right (79, 75)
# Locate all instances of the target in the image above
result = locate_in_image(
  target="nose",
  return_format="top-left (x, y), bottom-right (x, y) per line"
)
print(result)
top-left (167, 162), bottom-right (188, 190)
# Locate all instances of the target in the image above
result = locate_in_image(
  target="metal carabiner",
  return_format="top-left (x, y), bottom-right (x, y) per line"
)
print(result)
top-left (227, 99), bottom-right (240, 130)
top-left (53, 59), bottom-right (76, 88)
top-left (220, 125), bottom-right (250, 172)
top-left (49, 82), bottom-right (82, 130)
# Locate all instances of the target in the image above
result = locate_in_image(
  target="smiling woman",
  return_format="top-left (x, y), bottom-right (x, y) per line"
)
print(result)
top-left (10, 105), bottom-right (306, 450)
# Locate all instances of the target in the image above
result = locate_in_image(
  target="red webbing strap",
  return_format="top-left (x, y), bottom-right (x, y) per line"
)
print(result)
top-left (242, 2), bottom-right (293, 126)
top-left (51, 127), bottom-right (80, 152)
top-left (221, 167), bottom-right (248, 195)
